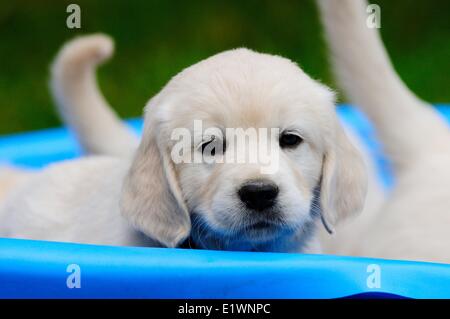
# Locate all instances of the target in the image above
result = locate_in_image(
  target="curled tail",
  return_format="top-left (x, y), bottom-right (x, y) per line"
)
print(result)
top-left (50, 34), bottom-right (139, 157)
top-left (317, 0), bottom-right (449, 172)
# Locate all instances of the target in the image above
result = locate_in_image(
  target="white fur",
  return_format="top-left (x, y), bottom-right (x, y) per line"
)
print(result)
top-left (0, 167), bottom-right (31, 202)
top-left (317, 0), bottom-right (450, 263)
top-left (0, 157), bottom-right (148, 247)
top-left (0, 37), bottom-right (367, 253)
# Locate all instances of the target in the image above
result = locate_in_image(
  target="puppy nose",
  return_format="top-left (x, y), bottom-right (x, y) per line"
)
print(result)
top-left (238, 179), bottom-right (279, 211)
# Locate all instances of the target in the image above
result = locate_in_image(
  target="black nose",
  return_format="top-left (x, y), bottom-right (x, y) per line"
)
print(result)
top-left (238, 180), bottom-right (279, 211)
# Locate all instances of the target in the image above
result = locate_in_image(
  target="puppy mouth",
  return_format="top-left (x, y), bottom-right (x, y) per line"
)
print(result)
top-left (239, 218), bottom-right (290, 242)
top-left (248, 221), bottom-right (276, 230)
top-left (243, 218), bottom-right (287, 236)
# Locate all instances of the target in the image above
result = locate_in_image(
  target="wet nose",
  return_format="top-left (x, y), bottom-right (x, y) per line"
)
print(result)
top-left (238, 179), bottom-right (279, 211)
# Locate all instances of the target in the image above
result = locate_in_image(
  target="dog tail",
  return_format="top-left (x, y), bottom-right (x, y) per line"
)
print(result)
top-left (317, 0), bottom-right (449, 172)
top-left (50, 34), bottom-right (139, 157)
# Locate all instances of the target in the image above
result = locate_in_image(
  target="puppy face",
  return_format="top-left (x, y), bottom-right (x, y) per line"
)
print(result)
top-left (121, 49), bottom-right (367, 252)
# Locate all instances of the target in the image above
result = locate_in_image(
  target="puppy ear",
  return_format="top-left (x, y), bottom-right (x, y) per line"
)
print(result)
top-left (120, 121), bottom-right (190, 248)
top-left (320, 123), bottom-right (367, 233)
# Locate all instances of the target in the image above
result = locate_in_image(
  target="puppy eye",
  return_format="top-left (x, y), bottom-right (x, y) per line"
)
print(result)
top-left (279, 132), bottom-right (303, 148)
top-left (200, 136), bottom-right (226, 156)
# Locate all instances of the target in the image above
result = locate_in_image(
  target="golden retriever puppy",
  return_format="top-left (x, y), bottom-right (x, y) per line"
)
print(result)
top-left (0, 35), bottom-right (367, 252)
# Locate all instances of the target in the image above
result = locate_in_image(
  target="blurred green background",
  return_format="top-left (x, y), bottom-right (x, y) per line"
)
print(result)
top-left (0, 0), bottom-right (449, 134)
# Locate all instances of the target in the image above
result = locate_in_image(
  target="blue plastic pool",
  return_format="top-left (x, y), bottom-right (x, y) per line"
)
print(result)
top-left (1, 105), bottom-right (449, 299)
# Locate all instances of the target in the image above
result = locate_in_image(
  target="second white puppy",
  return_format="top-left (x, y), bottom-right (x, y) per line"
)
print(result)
top-left (317, 0), bottom-right (450, 264)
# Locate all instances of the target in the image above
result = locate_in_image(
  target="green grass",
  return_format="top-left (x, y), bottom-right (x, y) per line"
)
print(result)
top-left (0, 0), bottom-right (449, 134)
